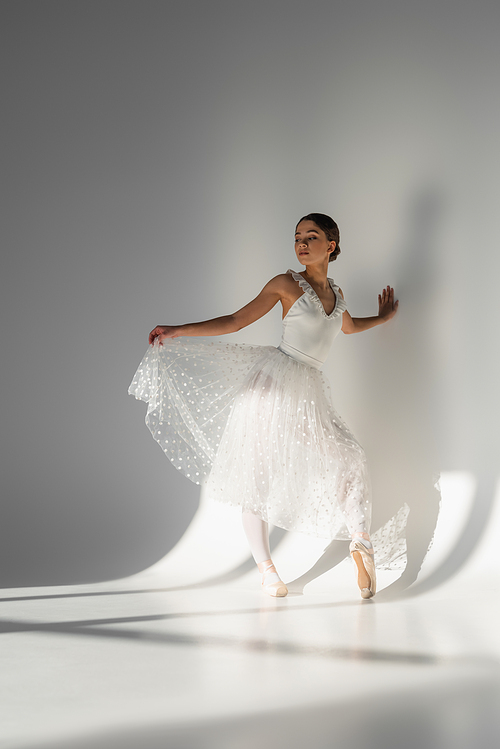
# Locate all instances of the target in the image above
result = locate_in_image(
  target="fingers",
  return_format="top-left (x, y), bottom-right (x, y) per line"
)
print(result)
top-left (381, 286), bottom-right (395, 299)
top-left (149, 326), bottom-right (172, 345)
top-left (379, 287), bottom-right (399, 312)
top-left (149, 326), bottom-right (164, 345)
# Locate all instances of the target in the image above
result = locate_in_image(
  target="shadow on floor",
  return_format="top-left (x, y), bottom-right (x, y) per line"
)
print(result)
top-left (18, 666), bottom-right (500, 749)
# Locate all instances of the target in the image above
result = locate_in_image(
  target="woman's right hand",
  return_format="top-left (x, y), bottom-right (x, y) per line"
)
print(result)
top-left (149, 325), bottom-right (180, 345)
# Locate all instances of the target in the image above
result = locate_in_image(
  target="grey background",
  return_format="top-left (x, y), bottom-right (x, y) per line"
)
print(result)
top-left (1, 0), bottom-right (499, 586)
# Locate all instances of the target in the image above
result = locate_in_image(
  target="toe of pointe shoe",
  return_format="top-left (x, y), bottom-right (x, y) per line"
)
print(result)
top-left (263, 581), bottom-right (288, 597)
top-left (258, 560), bottom-right (288, 597)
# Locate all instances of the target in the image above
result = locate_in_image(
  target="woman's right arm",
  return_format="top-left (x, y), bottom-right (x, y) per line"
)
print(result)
top-left (149, 275), bottom-right (287, 345)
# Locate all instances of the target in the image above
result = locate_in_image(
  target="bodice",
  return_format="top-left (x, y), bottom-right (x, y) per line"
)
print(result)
top-left (277, 269), bottom-right (348, 369)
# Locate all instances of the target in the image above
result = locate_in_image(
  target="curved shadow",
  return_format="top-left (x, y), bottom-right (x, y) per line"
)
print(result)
top-left (286, 540), bottom-right (350, 594)
top-left (0, 467), bottom-right (495, 604)
top-left (0, 525), bottom-right (288, 604)
top-left (152, 523), bottom-right (288, 591)
top-left (284, 470), bottom-right (497, 599)
top-left (377, 470), bottom-right (497, 601)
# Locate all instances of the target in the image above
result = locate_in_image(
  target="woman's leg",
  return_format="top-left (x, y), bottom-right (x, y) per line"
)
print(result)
top-left (242, 510), bottom-right (286, 592)
top-left (341, 470), bottom-right (373, 549)
top-left (241, 510), bottom-right (272, 564)
top-left (341, 469), bottom-right (376, 597)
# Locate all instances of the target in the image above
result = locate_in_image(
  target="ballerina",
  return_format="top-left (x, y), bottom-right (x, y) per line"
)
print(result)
top-left (129, 213), bottom-right (399, 599)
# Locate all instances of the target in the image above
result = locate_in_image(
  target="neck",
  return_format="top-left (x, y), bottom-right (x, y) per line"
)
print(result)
top-left (300, 260), bottom-right (330, 288)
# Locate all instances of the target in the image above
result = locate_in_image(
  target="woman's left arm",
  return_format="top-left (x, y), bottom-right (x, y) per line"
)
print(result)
top-left (340, 285), bottom-right (399, 334)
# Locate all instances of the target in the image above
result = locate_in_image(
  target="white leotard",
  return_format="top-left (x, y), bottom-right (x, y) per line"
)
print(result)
top-left (278, 269), bottom-right (347, 368)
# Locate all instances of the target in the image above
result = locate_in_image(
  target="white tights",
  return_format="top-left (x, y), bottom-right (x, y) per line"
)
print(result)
top-left (241, 511), bottom-right (273, 564)
top-left (241, 511), bottom-right (282, 584)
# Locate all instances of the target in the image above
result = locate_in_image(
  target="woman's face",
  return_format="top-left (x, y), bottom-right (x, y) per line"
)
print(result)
top-left (294, 220), bottom-right (335, 266)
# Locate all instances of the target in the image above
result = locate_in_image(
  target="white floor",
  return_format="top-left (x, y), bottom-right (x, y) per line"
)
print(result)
top-left (1, 476), bottom-right (500, 749)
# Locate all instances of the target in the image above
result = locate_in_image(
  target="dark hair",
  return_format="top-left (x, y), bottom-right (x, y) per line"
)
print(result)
top-left (295, 213), bottom-right (341, 262)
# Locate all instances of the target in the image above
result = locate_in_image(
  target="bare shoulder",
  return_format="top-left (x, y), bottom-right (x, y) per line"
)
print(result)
top-left (337, 286), bottom-right (345, 299)
top-left (264, 273), bottom-right (295, 292)
top-left (258, 272), bottom-right (297, 300)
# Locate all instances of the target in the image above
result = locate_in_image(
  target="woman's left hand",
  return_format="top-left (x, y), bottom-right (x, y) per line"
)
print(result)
top-left (378, 286), bottom-right (399, 321)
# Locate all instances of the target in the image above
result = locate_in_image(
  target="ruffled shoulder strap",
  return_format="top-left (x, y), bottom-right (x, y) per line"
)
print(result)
top-left (286, 269), bottom-right (347, 319)
top-left (286, 268), bottom-right (314, 296)
top-left (328, 277), bottom-right (348, 318)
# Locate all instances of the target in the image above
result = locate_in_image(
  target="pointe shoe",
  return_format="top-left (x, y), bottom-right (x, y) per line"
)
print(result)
top-left (257, 559), bottom-right (288, 597)
top-left (349, 533), bottom-right (376, 599)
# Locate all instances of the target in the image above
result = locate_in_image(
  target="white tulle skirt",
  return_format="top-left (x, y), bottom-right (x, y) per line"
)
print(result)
top-left (128, 338), bottom-right (372, 543)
